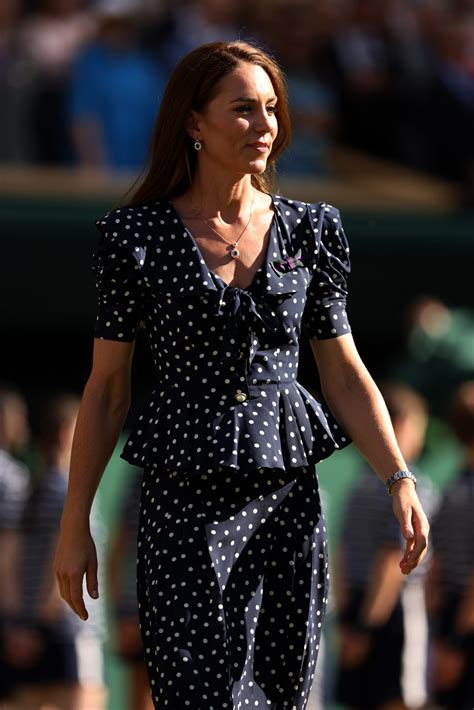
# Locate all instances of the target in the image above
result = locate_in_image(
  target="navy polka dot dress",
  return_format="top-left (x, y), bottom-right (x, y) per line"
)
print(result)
top-left (93, 195), bottom-right (352, 708)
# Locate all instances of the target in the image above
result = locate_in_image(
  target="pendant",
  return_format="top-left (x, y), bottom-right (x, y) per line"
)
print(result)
top-left (230, 242), bottom-right (239, 259)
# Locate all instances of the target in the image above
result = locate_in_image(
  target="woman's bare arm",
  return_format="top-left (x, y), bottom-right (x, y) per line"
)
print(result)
top-left (53, 338), bottom-right (135, 620)
top-left (310, 333), bottom-right (430, 575)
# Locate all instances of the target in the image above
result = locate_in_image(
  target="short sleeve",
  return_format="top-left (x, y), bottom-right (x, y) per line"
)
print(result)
top-left (302, 203), bottom-right (352, 340)
top-left (92, 213), bottom-right (147, 341)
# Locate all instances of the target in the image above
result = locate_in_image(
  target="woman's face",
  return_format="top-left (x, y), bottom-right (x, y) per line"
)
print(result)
top-left (191, 62), bottom-right (279, 176)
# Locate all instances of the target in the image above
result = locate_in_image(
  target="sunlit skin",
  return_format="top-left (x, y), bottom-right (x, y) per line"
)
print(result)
top-left (190, 63), bottom-right (279, 187)
top-left (172, 62), bottom-right (280, 288)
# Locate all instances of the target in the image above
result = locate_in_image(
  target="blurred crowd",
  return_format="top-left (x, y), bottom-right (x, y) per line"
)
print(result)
top-left (0, 295), bottom-right (473, 710)
top-left (327, 378), bottom-right (474, 710)
top-left (2, 0), bottom-right (474, 197)
top-left (0, 391), bottom-right (108, 710)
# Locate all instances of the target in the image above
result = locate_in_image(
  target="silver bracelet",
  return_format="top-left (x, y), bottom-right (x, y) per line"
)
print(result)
top-left (385, 469), bottom-right (417, 496)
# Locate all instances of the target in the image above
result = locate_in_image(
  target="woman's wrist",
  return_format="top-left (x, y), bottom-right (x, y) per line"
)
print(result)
top-left (384, 469), bottom-right (417, 496)
top-left (388, 478), bottom-right (418, 504)
top-left (60, 501), bottom-right (91, 531)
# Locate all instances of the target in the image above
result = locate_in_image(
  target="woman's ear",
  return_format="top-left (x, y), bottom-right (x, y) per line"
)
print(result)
top-left (186, 110), bottom-right (201, 141)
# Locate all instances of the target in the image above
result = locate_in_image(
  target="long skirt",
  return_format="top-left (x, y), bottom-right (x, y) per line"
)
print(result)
top-left (136, 464), bottom-right (329, 709)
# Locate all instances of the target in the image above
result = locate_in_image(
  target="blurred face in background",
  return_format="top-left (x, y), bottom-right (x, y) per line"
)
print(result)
top-left (393, 410), bottom-right (427, 463)
top-left (44, 0), bottom-right (87, 17)
top-left (190, 62), bottom-right (279, 178)
top-left (0, 394), bottom-right (29, 454)
top-left (199, 0), bottom-right (241, 27)
top-left (98, 14), bottom-right (137, 47)
top-left (0, 0), bottom-right (21, 27)
top-left (441, 21), bottom-right (474, 77)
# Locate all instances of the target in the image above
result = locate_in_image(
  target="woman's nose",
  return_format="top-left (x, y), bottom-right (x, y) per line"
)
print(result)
top-left (253, 107), bottom-right (274, 132)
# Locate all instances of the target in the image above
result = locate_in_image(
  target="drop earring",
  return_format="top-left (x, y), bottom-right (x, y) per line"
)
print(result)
top-left (194, 138), bottom-right (202, 151)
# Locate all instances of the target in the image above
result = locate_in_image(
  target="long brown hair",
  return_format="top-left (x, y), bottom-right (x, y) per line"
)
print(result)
top-left (125, 40), bottom-right (291, 206)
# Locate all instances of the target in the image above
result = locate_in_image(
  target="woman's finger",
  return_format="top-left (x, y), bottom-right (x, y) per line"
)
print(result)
top-left (60, 571), bottom-right (87, 620)
top-left (400, 535), bottom-right (415, 568)
top-left (69, 572), bottom-right (88, 620)
top-left (400, 508), bottom-right (429, 573)
top-left (55, 570), bottom-right (65, 603)
top-left (63, 574), bottom-right (77, 616)
top-left (86, 548), bottom-right (99, 600)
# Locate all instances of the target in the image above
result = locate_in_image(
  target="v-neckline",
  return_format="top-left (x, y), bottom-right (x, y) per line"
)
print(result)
top-left (167, 193), bottom-right (278, 292)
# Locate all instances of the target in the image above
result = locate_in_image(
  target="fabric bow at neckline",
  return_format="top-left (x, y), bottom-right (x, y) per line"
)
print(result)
top-left (214, 284), bottom-right (280, 333)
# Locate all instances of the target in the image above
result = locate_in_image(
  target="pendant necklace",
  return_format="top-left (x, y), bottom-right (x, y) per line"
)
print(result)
top-left (189, 189), bottom-right (256, 259)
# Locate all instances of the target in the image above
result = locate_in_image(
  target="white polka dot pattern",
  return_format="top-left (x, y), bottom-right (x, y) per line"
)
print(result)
top-left (92, 195), bottom-right (352, 476)
top-left (137, 464), bottom-right (330, 708)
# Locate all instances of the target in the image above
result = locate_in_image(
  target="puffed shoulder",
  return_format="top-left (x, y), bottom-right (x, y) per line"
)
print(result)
top-left (95, 205), bottom-right (138, 229)
top-left (322, 202), bottom-right (350, 259)
top-left (92, 207), bottom-right (148, 341)
top-left (308, 202), bottom-right (351, 272)
top-left (93, 206), bottom-right (149, 273)
top-left (301, 201), bottom-right (352, 340)
top-left (95, 205), bottom-right (147, 249)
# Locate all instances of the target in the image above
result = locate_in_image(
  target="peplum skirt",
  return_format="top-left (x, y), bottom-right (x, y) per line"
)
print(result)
top-left (136, 464), bottom-right (329, 709)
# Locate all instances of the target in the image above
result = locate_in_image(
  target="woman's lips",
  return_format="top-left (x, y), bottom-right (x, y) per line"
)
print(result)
top-left (247, 143), bottom-right (270, 152)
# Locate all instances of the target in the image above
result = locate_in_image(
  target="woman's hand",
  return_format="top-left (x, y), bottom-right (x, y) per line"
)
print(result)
top-left (53, 522), bottom-right (99, 621)
top-left (390, 479), bottom-right (430, 575)
top-left (50, 339), bottom-right (134, 619)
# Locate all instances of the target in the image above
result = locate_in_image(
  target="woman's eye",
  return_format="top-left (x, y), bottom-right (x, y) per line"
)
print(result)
top-left (235, 105), bottom-right (278, 115)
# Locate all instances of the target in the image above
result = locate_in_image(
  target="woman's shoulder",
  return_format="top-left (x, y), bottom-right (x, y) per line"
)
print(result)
top-left (94, 200), bottom-right (174, 238)
top-left (273, 193), bottom-right (340, 218)
top-left (273, 193), bottom-right (343, 235)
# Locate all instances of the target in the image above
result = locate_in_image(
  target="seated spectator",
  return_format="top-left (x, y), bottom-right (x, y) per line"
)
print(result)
top-left (429, 381), bottom-right (474, 709)
top-left (319, 0), bottom-right (400, 160)
top-left (264, 1), bottom-right (336, 177)
top-left (0, 383), bottom-right (30, 708)
top-left (333, 382), bottom-right (438, 710)
top-left (0, 0), bottom-right (35, 163)
top-left (427, 18), bottom-right (474, 201)
top-left (4, 394), bottom-right (107, 710)
top-left (69, 0), bottom-right (166, 172)
top-left (241, 0), bottom-right (336, 178)
top-left (19, 0), bottom-right (96, 165)
top-left (155, 0), bottom-right (241, 74)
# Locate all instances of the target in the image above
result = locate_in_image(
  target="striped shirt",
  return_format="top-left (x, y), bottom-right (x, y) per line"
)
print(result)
top-left (340, 465), bottom-right (439, 588)
top-left (0, 448), bottom-right (29, 531)
top-left (18, 467), bottom-right (80, 638)
top-left (341, 467), bottom-right (401, 589)
top-left (431, 467), bottom-right (474, 596)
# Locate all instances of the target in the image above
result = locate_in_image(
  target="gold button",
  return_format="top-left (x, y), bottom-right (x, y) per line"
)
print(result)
top-left (236, 351), bottom-right (245, 360)
top-left (234, 390), bottom-right (247, 403)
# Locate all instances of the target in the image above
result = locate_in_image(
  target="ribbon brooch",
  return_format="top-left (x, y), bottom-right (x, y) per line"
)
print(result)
top-left (270, 248), bottom-right (305, 277)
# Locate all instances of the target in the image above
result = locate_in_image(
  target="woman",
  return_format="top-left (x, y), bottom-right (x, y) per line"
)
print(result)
top-left (54, 41), bottom-right (429, 709)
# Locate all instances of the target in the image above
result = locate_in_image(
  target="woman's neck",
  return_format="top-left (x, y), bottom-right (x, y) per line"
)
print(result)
top-left (188, 169), bottom-right (256, 222)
